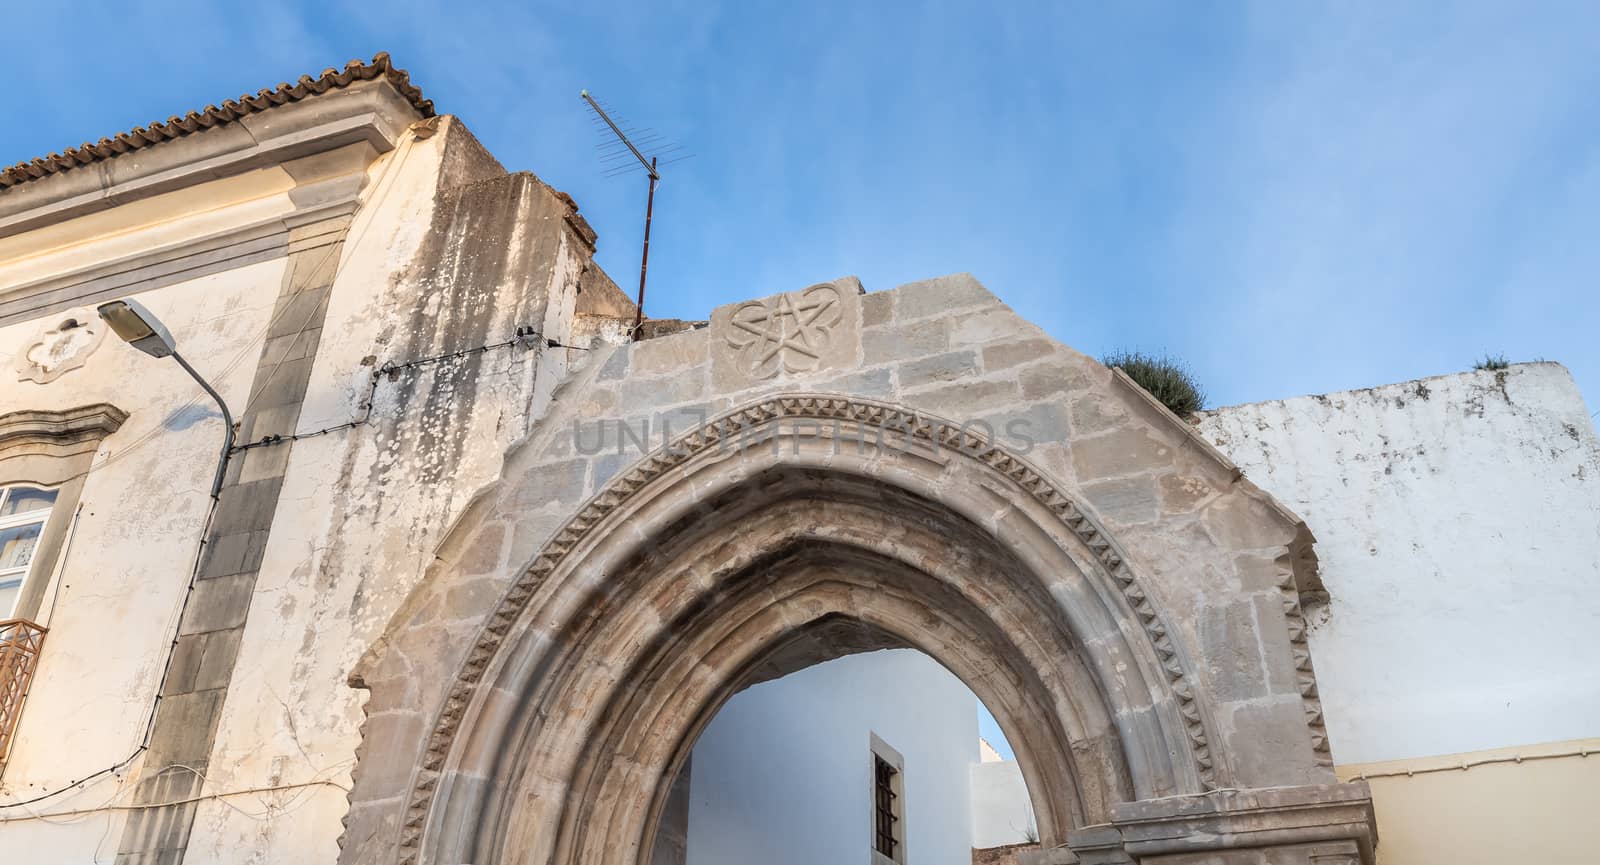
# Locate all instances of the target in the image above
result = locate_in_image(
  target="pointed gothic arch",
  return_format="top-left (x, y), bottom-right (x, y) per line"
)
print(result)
top-left (392, 395), bottom-right (1237, 865)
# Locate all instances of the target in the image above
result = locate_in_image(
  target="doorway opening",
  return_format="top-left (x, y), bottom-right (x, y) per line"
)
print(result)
top-left (650, 647), bottom-right (1040, 865)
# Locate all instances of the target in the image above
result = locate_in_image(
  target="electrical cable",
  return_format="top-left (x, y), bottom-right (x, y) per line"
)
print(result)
top-left (1350, 747), bottom-right (1593, 780)
top-left (0, 325), bottom-right (569, 811)
top-left (0, 767), bottom-right (352, 824)
top-left (0, 334), bottom-right (585, 810)
top-left (230, 330), bottom-right (587, 454)
top-left (36, 503), bottom-right (83, 627)
top-left (0, 489), bottom-right (217, 810)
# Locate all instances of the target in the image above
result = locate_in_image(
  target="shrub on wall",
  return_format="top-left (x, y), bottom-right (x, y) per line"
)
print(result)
top-left (1101, 350), bottom-right (1207, 417)
top-left (1473, 353), bottom-right (1510, 371)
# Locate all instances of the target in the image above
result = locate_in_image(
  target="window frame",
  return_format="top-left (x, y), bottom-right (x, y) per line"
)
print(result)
top-left (869, 732), bottom-right (906, 865)
top-left (0, 485), bottom-right (57, 618)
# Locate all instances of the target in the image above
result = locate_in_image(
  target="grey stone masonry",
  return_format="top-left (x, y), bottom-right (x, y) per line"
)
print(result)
top-left (339, 272), bottom-right (1367, 865)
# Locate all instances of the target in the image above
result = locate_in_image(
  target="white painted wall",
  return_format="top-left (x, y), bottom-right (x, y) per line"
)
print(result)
top-left (177, 128), bottom-right (458, 864)
top-left (0, 262), bottom-right (282, 860)
top-left (970, 759), bottom-right (1033, 849)
top-left (1198, 363), bottom-right (1600, 764)
top-left (185, 121), bottom-right (584, 864)
top-left (687, 649), bottom-right (978, 865)
top-left (0, 117), bottom-right (578, 863)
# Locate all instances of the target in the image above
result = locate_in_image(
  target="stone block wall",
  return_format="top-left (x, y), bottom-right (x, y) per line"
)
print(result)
top-left (478, 273), bottom-right (1329, 786)
top-left (342, 272), bottom-right (1362, 865)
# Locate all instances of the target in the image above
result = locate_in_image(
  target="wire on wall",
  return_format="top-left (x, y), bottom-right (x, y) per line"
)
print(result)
top-left (1349, 747), bottom-right (1593, 781)
top-left (229, 328), bottom-right (587, 454)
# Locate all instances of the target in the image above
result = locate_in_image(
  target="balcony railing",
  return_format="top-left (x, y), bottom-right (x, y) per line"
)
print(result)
top-left (0, 618), bottom-right (46, 770)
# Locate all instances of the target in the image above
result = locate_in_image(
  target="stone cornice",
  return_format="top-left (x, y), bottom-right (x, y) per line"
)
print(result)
top-left (0, 211), bottom-right (336, 328)
top-left (1, 54), bottom-right (430, 190)
top-left (0, 403), bottom-right (128, 461)
top-left (1067, 782), bottom-right (1377, 864)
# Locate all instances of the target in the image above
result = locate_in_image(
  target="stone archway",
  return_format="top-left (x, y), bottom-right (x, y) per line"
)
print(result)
top-left (397, 396), bottom-right (1225, 865)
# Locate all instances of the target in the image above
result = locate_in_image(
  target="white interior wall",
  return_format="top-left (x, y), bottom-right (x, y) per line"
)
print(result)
top-left (687, 649), bottom-right (979, 865)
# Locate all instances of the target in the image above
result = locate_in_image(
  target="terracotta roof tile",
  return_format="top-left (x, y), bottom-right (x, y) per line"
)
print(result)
top-left (0, 52), bottom-right (434, 190)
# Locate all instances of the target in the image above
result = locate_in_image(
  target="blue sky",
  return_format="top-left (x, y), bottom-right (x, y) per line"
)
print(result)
top-left (4, 1), bottom-right (1594, 764)
top-left (5, 2), bottom-right (1598, 410)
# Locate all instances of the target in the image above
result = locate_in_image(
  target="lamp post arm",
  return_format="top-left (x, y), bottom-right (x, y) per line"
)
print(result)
top-left (171, 351), bottom-right (235, 500)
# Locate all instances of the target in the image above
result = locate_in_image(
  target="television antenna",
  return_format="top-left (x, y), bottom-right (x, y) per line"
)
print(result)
top-left (581, 90), bottom-right (692, 340)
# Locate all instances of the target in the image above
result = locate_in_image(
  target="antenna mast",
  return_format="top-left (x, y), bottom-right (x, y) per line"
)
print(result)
top-left (582, 90), bottom-right (686, 341)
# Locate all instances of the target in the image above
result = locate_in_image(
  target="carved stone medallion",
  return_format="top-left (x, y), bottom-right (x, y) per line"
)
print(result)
top-left (15, 308), bottom-right (108, 384)
top-left (711, 278), bottom-right (861, 388)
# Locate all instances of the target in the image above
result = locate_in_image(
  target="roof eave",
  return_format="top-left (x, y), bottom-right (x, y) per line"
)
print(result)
top-left (0, 54), bottom-right (433, 238)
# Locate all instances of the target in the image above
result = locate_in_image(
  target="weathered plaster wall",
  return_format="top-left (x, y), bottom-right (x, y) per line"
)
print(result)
top-left (685, 649), bottom-right (977, 865)
top-left (0, 262), bottom-right (281, 859)
top-left (0, 110), bottom-right (624, 864)
top-left (1197, 364), bottom-right (1600, 865)
top-left (181, 118), bottom-right (614, 863)
top-left (1197, 363), bottom-right (1600, 764)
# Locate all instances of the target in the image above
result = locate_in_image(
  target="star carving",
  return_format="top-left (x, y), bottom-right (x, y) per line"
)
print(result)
top-left (725, 283), bottom-right (844, 379)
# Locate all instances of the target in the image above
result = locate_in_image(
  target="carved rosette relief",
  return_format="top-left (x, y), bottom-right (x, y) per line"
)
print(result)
top-left (14, 308), bottom-right (107, 384)
top-left (711, 279), bottom-right (861, 388)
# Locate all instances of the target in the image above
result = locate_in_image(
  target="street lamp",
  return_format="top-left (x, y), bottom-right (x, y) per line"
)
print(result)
top-left (97, 299), bottom-right (235, 500)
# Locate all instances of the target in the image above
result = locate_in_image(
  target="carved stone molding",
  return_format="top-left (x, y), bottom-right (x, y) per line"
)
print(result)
top-left (0, 403), bottom-right (128, 622)
top-left (396, 394), bottom-right (1224, 865)
top-left (1065, 782), bottom-right (1377, 865)
top-left (1279, 526), bottom-right (1334, 767)
top-left (1109, 368), bottom-right (1332, 768)
top-left (13, 308), bottom-right (107, 383)
top-left (0, 403), bottom-right (127, 462)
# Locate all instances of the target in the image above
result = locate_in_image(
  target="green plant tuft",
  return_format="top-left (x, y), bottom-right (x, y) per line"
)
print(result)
top-left (1101, 350), bottom-right (1207, 417)
top-left (1473, 353), bottom-right (1509, 371)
